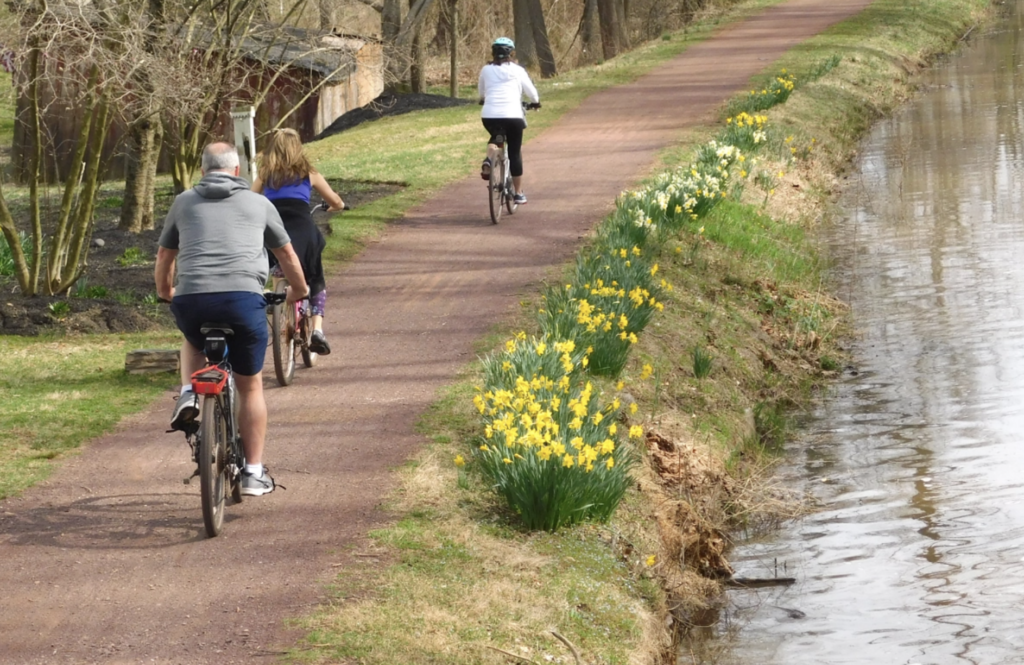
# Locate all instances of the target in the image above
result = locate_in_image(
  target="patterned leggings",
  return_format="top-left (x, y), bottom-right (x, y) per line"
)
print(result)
top-left (308, 290), bottom-right (326, 317)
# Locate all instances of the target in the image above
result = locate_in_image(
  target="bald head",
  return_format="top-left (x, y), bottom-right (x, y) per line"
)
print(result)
top-left (201, 142), bottom-right (240, 173)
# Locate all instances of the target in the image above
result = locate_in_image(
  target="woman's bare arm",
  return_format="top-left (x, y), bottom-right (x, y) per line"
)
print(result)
top-left (310, 171), bottom-right (344, 211)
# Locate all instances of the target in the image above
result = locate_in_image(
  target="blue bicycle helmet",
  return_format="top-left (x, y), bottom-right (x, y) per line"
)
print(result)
top-left (492, 37), bottom-right (515, 61)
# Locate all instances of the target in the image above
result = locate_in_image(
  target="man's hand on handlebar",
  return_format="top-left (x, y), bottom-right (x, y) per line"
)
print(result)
top-left (524, 102), bottom-right (541, 110)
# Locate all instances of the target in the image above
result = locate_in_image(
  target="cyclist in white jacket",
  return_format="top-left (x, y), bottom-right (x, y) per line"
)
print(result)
top-left (478, 37), bottom-right (539, 204)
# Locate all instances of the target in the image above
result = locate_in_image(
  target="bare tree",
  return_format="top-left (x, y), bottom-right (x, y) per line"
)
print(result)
top-left (360, 0), bottom-right (437, 90)
top-left (1, 1), bottom-right (138, 295)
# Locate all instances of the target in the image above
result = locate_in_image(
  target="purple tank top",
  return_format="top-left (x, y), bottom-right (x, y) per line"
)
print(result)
top-left (263, 176), bottom-right (311, 202)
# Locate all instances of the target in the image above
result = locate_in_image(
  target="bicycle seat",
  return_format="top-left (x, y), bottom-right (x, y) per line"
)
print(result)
top-left (200, 323), bottom-right (235, 336)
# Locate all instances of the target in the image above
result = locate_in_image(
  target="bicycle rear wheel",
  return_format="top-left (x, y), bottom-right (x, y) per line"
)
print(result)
top-left (488, 158), bottom-right (503, 224)
top-left (271, 279), bottom-right (296, 386)
top-left (199, 395), bottom-right (228, 537)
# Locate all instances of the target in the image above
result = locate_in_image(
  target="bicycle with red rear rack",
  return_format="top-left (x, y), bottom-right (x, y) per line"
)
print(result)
top-left (486, 102), bottom-right (540, 225)
top-left (269, 200), bottom-right (350, 386)
top-left (182, 291), bottom-right (287, 537)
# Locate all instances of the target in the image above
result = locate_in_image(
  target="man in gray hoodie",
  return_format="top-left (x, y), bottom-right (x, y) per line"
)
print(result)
top-left (155, 142), bottom-right (307, 496)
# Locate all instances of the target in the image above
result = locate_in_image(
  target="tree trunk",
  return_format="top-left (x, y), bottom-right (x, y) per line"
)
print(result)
top-left (449, 0), bottom-right (458, 97)
top-left (25, 38), bottom-right (43, 295)
top-left (55, 93), bottom-right (113, 293)
top-left (382, 0), bottom-right (404, 89)
top-left (410, 22), bottom-right (426, 93)
top-left (119, 118), bottom-right (162, 233)
top-left (615, 0), bottom-right (630, 50)
top-left (513, 0), bottom-right (537, 69)
top-left (596, 0), bottom-right (621, 60)
top-left (49, 67), bottom-right (98, 292)
top-left (581, 0), bottom-right (600, 64)
top-left (526, 0), bottom-right (556, 78)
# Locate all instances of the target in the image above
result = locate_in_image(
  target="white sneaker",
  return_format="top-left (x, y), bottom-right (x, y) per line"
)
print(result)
top-left (241, 469), bottom-right (276, 496)
top-left (170, 391), bottom-right (199, 431)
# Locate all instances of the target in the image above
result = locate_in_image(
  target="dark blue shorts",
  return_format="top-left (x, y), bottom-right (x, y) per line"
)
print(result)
top-left (171, 292), bottom-right (268, 377)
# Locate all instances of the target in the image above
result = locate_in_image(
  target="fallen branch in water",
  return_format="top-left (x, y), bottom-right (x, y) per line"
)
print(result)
top-left (724, 577), bottom-right (796, 588)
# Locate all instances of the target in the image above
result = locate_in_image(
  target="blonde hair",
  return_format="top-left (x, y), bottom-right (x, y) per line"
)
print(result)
top-left (258, 128), bottom-right (313, 189)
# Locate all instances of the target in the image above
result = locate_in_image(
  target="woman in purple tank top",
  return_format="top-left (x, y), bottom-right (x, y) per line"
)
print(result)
top-left (252, 129), bottom-right (345, 355)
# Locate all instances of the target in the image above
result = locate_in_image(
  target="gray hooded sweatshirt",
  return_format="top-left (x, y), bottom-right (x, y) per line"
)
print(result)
top-left (159, 172), bottom-right (291, 296)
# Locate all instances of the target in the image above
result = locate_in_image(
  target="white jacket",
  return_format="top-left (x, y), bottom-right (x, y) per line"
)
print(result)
top-left (478, 62), bottom-right (540, 120)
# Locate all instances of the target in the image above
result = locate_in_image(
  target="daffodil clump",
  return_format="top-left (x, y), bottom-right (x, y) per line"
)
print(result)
top-left (620, 142), bottom-right (741, 235)
top-left (721, 112), bottom-right (769, 152)
top-left (541, 248), bottom-right (665, 376)
top-left (730, 69), bottom-right (796, 114)
top-left (473, 334), bottom-right (635, 531)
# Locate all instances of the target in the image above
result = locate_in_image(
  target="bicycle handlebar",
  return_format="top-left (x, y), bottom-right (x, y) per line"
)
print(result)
top-left (523, 102), bottom-right (541, 110)
top-left (264, 292), bottom-right (288, 306)
top-left (311, 201), bottom-right (353, 213)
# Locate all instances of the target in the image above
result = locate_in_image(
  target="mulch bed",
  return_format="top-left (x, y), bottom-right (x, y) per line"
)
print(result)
top-left (314, 92), bottom-right (473, 141)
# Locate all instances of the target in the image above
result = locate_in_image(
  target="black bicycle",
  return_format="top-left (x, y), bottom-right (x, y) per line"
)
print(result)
top-left (486, 102), bottom-right (540, 225)
top-left (183, 292), bottom-right (287, 537)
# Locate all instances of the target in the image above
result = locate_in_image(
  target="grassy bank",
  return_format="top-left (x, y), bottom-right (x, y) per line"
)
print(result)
top-left (290, 0), bottom-right (991, 664)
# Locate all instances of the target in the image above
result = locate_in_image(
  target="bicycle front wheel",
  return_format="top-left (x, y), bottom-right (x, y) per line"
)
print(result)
top-left (505, 170), bottom-right (518, 215)
top-left (300, 314), bottom-right (318, 368)
top-left (271, 280), bottom-right (296, 386)
top-left (488, 158), bottom-right (504, 225)
top-left (199, 394), bottom-right (228, 537)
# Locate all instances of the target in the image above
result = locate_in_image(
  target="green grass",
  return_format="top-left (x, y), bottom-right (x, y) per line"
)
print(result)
top-left (0, 332), bottom-right (179, 498)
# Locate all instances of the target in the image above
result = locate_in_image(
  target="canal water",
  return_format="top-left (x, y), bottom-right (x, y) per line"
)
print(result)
top-left (699, 4), bottom-right (1024, 664)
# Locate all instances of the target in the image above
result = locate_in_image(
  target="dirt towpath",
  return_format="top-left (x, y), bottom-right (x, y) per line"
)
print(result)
top-left (0, 1), bottom-right (873, 661)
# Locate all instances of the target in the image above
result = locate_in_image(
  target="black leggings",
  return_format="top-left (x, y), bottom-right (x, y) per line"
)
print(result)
top-left (482, 117), bottom-right (527, 177)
